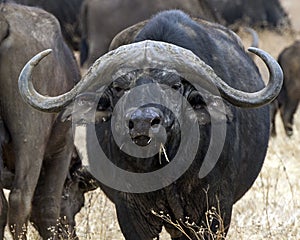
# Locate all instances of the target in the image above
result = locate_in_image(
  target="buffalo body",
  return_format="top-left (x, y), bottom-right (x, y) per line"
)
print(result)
top-left (0, 3), bottom-right (84, 239)
top-left (271, 41), bottom-right (300, 136)
top-left (207, 0), bottom-right (290, 29)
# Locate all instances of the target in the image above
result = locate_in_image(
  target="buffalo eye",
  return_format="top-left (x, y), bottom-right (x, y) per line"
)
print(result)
top-left (114, 86), bottom-right (123, 92)
top-left (151, 117), bottom-right (161, 126)
top-left (97, 95), bottom-right (110, 111)
top-left (188, 91), bottom-right (206, 109)
top-left (128, 120), bottom-right (134, 129)
top-left (113, 86), bottom-right (128, 98)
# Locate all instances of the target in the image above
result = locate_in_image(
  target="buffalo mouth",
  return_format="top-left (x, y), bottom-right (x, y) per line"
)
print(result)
top-left (132, 135), bottom-right (152, 146)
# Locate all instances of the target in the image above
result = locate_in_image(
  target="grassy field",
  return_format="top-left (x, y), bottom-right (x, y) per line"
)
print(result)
top-left (227, 114), bottom-right (300, 240)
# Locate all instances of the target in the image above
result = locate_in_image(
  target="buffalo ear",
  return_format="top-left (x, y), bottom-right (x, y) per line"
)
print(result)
top-left (59, 102), bottom-right (75, 122)
top-left (109, 20), bottom-right (148, 50)
top-left (59, 93), bottom-right (99, 123)
top-left (189, 91), bottom-right (233, 125)
top-left (59, 92), bottom-right (112, 124)
top-left (206, 96), bottom-right (234, 123)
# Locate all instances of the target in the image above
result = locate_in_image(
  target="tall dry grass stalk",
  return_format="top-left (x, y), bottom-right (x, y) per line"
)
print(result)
top-left (151, 204), bottom-right (226, 240)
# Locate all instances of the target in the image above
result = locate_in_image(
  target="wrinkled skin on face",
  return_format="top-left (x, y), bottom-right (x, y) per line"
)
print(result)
top-left (87, 69), bottom-right (222, 173)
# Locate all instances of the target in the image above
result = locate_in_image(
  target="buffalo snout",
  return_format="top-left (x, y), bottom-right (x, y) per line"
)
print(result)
top-left (127, 107), bottom-right (163, 146)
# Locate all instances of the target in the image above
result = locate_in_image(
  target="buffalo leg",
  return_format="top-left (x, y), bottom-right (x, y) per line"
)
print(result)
top-left (30, 121), bottom-right (73, 239)
top-left (0, 185), bottom-right (7, 240)
top-left (281, 99), bottom-right (299, 136)
top-left (116, 202), bottom-right (162, 240)
top-left (8, 143), bottom-right (46, 240)
top-left (0, 118), bottom-right (9, 239)
top-left (270, 100), bottom-right (279, 136)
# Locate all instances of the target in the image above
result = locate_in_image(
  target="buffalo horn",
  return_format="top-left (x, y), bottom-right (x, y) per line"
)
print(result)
top-left (18, 41), bottom-right (283, 112)
top-left (212, 47), bottom-right (283, 108)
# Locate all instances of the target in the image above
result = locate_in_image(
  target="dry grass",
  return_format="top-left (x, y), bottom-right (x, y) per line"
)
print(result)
top-left (151, 205), bottom-right (226, 240)
top-left (227, 111), bottom-right (300, 240)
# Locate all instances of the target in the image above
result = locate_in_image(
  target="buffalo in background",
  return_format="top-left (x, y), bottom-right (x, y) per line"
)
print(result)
top-left (271, 40), bottom-right (300, 137)
top-left (207, 0), bottom-right (290, 29)
top-left (79, 0), bottom-right (222, 68)
top-left (0, 3), bottom-right (92, 239)
top-left (18, 9), bottom-right (283, 240)
top-left (5, 0), bottom-right (84, 50)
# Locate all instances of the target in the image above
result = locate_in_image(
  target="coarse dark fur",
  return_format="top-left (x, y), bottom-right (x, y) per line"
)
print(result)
top-left (93, 10), bottom-right (270, 239)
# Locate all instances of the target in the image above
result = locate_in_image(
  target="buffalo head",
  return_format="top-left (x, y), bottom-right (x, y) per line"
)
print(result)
top-left (18, 40), bottom-right (283, 191)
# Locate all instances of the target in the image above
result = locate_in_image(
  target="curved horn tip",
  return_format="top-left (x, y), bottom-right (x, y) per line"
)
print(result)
top-left (30, 49), bottom-right (53, 66)
top-left (244, 28), bottom-right (259, 48)
top-left (247, 47), bottom-right (283, 74)
top-left (247, 47), bottom-right (260, 54)
top-left (247, 47), bottom-right (273, 59)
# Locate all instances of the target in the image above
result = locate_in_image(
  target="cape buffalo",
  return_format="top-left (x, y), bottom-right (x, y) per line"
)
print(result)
top-left (5, 0), bottom-right (84, 50)
top-left (271, 40), bottom-right (300, 136)
top-left (207, 0), bottom-right (290, 29)
top-left (79, 0), bottom-right (222, 68)
top-left (18, 10), bottom-right (283, 240)
top-left (0, 3), bottom-right (86, 239)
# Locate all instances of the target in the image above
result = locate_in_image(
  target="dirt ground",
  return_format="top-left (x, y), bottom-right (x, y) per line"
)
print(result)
top-left (3, 0), bottom-right (300, 239)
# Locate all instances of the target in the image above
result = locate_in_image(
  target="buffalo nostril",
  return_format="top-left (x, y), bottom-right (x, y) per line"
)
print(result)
top-left (128, 120), bottom-right (134, 129)
top-left (151, 117), bottom-right (161, 127)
